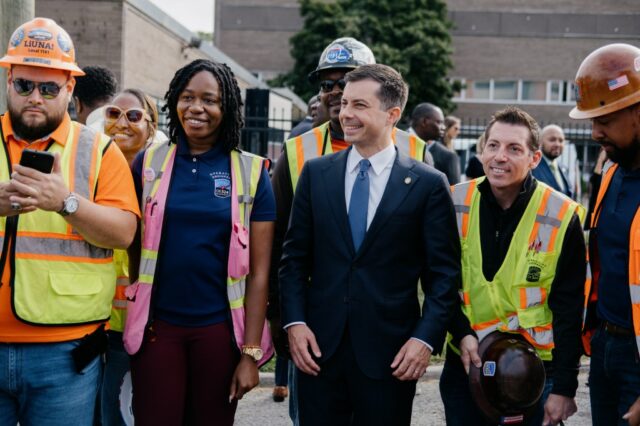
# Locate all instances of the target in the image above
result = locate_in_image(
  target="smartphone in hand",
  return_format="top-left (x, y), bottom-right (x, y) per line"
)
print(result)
top-left (19, 149), bottom-right (54, 173)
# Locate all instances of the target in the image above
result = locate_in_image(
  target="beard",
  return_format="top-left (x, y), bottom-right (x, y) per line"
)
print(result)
top-left (8, 101), bottom-right (65, 142)
top-left (602, 135), bottom-right (640, 169)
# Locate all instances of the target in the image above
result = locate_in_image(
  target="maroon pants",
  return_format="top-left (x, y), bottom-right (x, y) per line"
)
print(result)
top-left (130, 320), bottom-right (239, 426)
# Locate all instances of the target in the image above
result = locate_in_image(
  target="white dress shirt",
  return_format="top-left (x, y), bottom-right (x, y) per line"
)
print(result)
top-left (345, 143), bottom-right (396, 229)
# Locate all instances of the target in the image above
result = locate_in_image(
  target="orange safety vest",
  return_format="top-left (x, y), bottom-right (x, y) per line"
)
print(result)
top-left (583, 163), bottom-right (640, 355)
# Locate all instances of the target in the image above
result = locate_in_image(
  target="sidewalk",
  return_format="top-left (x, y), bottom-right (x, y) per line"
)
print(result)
top-left (236, 364), bottom-right (592, 425)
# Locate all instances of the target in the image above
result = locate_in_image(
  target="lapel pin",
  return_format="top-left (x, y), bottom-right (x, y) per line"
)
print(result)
top-left (404, 177), bottom-right (412, 185)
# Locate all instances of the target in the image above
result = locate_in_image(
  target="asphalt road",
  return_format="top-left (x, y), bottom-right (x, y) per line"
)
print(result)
top-left (236, 364), bottom-right (593, 425)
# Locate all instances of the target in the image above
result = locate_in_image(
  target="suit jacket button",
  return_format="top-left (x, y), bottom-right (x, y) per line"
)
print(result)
top-left (343, 296), bottom-right (349, 303)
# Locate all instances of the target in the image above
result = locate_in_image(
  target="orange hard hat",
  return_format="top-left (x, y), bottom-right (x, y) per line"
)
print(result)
top-left (569, 43), bottom-right (640, 119)
top-left (469, 331), bottom-right (546, 424)
top-left (0, 17), bottom-right (84, 76)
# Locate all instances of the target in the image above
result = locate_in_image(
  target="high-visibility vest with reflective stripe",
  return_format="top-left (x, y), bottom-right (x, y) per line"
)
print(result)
top-left (138, 142), bottom-right (264, 347)
top-left (284, 122), bottom-right (427, 190)
top-left (0, 121), bottom-right (115, 325)
top-left (109, 249), bottom-right (129, 332)
top-left (450, 177), bottom-right (583, 360)
top-left (584, 163), bottom-right (640, 355)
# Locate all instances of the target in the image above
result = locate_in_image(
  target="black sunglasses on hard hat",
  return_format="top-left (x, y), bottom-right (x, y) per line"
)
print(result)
top-left (104, 105), bottom-right (151, 124)
top-left (319, 78), bottom-right (347, 93)
top-left (12, 78), bottom-right (66, 100)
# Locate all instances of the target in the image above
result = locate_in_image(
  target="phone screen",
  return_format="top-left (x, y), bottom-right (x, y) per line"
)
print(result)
top-left (19, 149), bottom-right (54, 173)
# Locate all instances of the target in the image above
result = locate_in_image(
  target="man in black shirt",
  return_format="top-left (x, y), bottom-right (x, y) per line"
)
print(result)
top-left (440, 107), bottom-right (586, 426)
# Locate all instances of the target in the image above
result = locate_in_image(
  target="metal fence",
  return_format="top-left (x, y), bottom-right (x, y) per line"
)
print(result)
top-left (455, 119), bottom-right (600, 195)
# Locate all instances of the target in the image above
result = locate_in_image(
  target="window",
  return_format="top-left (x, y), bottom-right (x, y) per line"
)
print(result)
top-left (522, 81), bottom-right (546, 101)
top-left (494, 81), bottom-right (517, 100)
top-left (467, 80), bottom-right (490, 99)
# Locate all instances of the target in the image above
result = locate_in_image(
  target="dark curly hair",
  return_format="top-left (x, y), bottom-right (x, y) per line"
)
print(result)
top-left (74, 66), bottom-right (118, 108)
top-left (163, 59), bottom-right (243, 152)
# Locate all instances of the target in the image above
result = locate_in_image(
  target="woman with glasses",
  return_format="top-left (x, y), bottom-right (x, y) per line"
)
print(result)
top-left (100, 88), bottom-right (159, 426)
top-left (126, 59), bottom-right (275, 425)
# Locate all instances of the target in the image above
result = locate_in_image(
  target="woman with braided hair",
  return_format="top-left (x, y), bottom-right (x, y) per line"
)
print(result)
top-left (127, 59), bottom-right (275, 425)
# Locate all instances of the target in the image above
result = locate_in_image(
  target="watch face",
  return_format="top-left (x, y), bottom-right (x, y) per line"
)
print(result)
top-left (66, 195), bottom-right (79, 213)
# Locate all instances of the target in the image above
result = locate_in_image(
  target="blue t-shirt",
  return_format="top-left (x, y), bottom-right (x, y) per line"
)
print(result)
top-left (596, 166), bottom-right (640, 329)
top-left (132, 138), bottom-right (276, 327)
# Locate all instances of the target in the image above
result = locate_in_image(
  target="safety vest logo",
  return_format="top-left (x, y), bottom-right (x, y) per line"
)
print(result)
top-left (526, 266), bottom-right (541, 282)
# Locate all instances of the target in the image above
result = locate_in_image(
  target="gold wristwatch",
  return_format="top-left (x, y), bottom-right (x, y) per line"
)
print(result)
top-left (241, 345), bottom-right (263, 362)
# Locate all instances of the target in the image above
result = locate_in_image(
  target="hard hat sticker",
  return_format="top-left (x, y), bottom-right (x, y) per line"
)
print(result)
top-left (57, 33), bottom-right (72, 53)
top-left (28, 29), bottom-right (53, 41)
top-left (608, 74), bottom-right (629, 91)
top-left (482, 360), bottom-right (496, 376)
top-left (10, 28), bottom-right (25, 47)
top-left (501, 414), bottom-right (525, 424)
top-left (326, 44), bottom-right (352, 64)
top-left (635, 56), bottom-right (640, 72)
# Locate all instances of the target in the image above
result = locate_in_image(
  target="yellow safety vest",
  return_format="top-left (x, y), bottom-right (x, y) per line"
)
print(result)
top-left (138, 141), bottom-right (265, 346)
top-left (0, 120), bottom-right (115, 325)
top-left (450, 178), bottom-right (584, 360)
top-left (109, 249), bottom-right (129, 332)
top-left (284, 121), bottom-right (427, 189)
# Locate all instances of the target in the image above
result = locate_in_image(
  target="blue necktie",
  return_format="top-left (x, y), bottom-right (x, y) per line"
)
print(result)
top-left (348, 159), bottom-right (371, 251)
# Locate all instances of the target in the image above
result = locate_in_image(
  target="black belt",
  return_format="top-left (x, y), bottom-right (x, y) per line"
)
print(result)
top-left (602, 321), bottom-right (634, 338)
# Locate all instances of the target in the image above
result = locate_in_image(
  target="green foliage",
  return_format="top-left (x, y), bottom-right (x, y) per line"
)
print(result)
top-left (270, 0), bottom-right (456, 116)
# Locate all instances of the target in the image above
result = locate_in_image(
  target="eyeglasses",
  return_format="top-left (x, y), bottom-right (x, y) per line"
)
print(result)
top-left (104, 105), bottom-right (151, 124)
top-left (319, 79), bottom-right (346, 93)
top-left (12, 78), bottom-right (66, 99)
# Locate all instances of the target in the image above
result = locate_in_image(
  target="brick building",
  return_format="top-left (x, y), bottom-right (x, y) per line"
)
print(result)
top-left (215, 0), bottom-right (640, 123)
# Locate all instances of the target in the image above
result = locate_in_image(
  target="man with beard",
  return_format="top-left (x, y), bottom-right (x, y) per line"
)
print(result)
top-left (411, 103), bottom-right (461, 184)
top-left (532, 125), bottom-right (573, 198)
top-left (0, 18), bottom-right (139, 425)
top-left (570, 43), bottom-right (640, 426)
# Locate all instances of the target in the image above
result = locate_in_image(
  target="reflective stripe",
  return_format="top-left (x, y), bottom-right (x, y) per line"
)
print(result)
top-left (227, 279), bottom-right (246, 304)
top-left (475, 313), bottom-right (554, 350)
top-left (630, 285), bottom-right (640, 304)
top-left (112, 299), bottom-right (128, 309)
top-left (528, 186), bottom-right (573, 252)
top-left (15, 235), bottom-right (112, 259)
top-left (520, 287), bottom-right (547, 309)
top-left (74, 125), bottom-right (98, 199)
top-left (139, 257), bottom-right (156, 277)
top-left (451, 180), bottom-right (477, 239)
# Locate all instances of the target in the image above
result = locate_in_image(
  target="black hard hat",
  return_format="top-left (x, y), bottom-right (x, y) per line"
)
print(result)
top-left (469, 331), bottom-right (546, 425)
top-left (308, 37), bottom-right (376, 83)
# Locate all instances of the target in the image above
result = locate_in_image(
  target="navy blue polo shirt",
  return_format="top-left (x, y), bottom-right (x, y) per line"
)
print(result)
top-left (596, 166), bottom-right (640, 329)
top-left (132, 138), bottom-right (275, 327)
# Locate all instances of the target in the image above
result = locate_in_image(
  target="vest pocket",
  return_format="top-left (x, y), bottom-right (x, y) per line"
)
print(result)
top-left (516, 304), bottom-right (550, 329)
top-left (48, 271), bottom-right (110, 323)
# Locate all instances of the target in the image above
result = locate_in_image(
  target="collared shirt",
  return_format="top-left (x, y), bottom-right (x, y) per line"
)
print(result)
top-left (544, 155), bottom-right (566, 192)
top-left (345, 143), bottom-right (396, 230)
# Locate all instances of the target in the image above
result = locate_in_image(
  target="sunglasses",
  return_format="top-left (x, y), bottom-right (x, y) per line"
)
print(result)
top-left (104, 106), bottom-right (151, 124)
top-left (319, 79), bottom-right (346, 93)
top-left (12, 78), bottom-right (66, 100)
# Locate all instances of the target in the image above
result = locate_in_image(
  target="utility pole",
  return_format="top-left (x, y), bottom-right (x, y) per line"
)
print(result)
top-left (0, 0), bottom-right (35, 113)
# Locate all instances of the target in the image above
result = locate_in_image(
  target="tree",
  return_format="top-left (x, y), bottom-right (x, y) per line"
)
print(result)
top-left (270, 0), bottom-right (456, 118)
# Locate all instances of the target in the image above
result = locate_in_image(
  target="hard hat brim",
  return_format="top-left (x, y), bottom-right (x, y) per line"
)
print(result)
top-left (0, 55), bottom-right (85, 76)
top-left (308, 64), bottom-right (357, 83)
top-left (569, 94), bottom-right (640, 120)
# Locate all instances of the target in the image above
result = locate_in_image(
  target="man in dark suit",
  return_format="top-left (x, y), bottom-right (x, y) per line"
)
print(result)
top-left (411, 103), bottom-right (461, 184)
top-left (280, 64), bottom-right (461, 425)
top-left (532, 124), bottom-right (573, 198)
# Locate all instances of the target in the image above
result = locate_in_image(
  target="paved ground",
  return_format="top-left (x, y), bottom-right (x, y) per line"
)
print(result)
top-left (236, 364), bottom-right (593, 425)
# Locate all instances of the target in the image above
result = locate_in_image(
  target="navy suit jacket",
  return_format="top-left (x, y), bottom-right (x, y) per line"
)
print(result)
top-left (280, 147), bottom-right (461, 379)
top-left (532, 159), bottom-right (573, 199)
